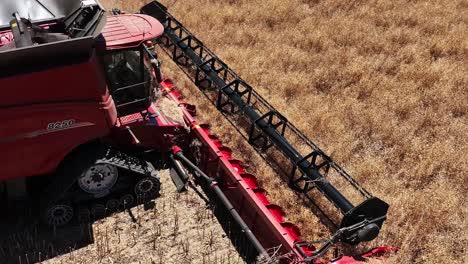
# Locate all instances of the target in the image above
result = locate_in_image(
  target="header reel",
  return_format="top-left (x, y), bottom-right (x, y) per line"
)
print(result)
top-left (141, 1), bottom-right (390, 259)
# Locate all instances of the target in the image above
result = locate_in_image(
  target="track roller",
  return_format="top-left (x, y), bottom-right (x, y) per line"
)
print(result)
top-left (134, 177), bottom-right (160, 198)
top-left (44, 204), bottom-right (74, 227)
top-left (120, 194), bottom-right (135, 208)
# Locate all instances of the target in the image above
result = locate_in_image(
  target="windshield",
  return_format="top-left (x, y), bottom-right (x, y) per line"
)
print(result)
top-left (103, 50), bottom-right (144, 89)
top-left (101, 48), bottom-right (153, 116)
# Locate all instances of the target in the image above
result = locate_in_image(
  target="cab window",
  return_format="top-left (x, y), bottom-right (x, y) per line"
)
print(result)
top-left (101, 47), bottom-right (153, 116)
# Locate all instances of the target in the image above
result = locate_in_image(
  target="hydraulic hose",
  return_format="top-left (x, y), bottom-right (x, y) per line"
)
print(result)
top-left (172, 148), bottom-right (268, 257)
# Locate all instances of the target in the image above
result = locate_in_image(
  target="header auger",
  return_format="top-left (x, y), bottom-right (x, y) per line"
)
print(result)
top-left (0, 0), bottom-right (394, 263)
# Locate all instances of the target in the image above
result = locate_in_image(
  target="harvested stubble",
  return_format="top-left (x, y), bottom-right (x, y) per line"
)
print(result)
top-left (43, 170), bottom-right (242, 264)
top-left (108, 0), bottom-right (468, 263)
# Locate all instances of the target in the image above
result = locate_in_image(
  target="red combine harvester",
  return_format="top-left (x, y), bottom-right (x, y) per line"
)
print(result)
top-left (0, 1), bottom-right (395, 263)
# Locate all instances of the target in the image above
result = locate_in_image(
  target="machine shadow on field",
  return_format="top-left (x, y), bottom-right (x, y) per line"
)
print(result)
top-left (0, 225), bottom-right (93, 263)
top-left (0, 200), bottom-right (156, 264)
top-left (0, 202), bottom-right (93, 264)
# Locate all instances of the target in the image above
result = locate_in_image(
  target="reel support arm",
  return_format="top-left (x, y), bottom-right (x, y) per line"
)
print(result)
top-left (171, 146), bottom-right (269, 258)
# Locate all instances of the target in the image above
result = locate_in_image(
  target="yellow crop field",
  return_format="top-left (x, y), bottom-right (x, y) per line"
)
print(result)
top-left (103, 0), bottom-right (467, 263)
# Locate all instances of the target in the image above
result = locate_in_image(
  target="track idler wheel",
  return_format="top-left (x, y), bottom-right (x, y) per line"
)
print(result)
top-left (44, 204), bottom-right (74, 227)
top-left (77, 164), bottom-right (119, 198)
top-left (134, 177), bottom-right (161, 200)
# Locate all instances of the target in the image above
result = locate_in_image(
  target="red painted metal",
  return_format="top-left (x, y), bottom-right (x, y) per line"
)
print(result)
top-left (102, 14), bottom-right (164, 50)
top-left (107, 103), bottom-right (186, 152)
top-left (161, 79), bottom-right (396, 263)
top-left (329, 247), bottom-right (398, 264)
top-left (0, 31), bottom-right (13, 47)
top-left (0, 54), bottom-right (116, 181)
top-left (161, 79), bottom-right (312, 262)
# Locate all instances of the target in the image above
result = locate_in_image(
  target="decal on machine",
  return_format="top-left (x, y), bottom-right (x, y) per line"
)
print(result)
top-left (0, 121), bottom-right (95, 144)
top-left (47, 119), bottom-right (75, 130)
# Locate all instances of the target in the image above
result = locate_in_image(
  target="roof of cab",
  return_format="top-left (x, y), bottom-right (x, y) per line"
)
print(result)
top-left (102, 14), bottom-right (164, 50)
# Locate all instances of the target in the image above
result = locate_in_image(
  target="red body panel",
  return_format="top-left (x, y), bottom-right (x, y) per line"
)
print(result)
top-left (0, 54), bottom-right (109, 106)
top-left (109, 104), bottom-right (185, 152)
top-left (328, 247), bottom-right (398, 264)
top-left (0, 103), bottom-right (111, 180)
top-left (0, 31), bottom-right (13, 46)
top-left (0, 54), bottom-right (117, 181)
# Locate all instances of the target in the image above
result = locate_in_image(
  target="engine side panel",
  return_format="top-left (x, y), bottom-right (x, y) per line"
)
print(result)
top-left (0, 54), bottom-right (108, 107)
top-left (0, 54), bottom-right (117, 181)
top-left (0, 102), bottom-right (111, 181)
